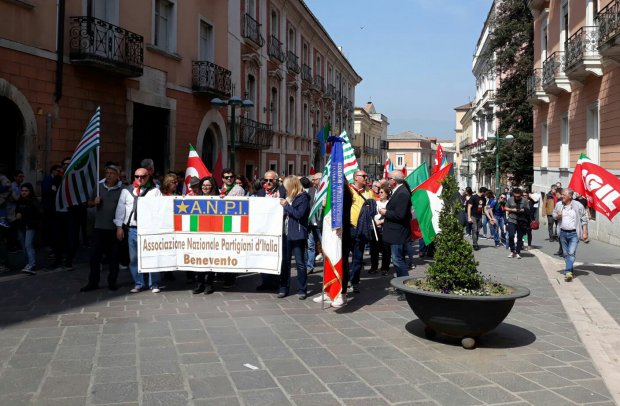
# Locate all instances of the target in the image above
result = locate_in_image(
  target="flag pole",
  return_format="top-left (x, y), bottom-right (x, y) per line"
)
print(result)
top-left (96, 106), bottom-right (100, 197)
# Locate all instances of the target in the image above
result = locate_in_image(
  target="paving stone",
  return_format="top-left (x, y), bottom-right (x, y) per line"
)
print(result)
top-left (441, 372), bottom-right (492, 388)
top-left (521, 371), bottom-right (575, 388)
top-left (193, 397), bottom-right (240, 406)
top-left (262, 358), bottom-right (309, 377)
top-left (341, 398), bottom-right (391, 406)
top-left (183, 362), bottom-right (227, 378)
top-left (518, 389), bottom-right (578, 406)
top-left (26, 327), bottom-right (64, 338)
top-left (355, 366), bottom-right (406, 386)
top-left (252, 345), bottom-right (295, 360)
top-left (15, 337), bottom-right (60, 354)
top-left (176, 341), bottom-right (214, 354)
top-left (229, 370), bottom-right (278, 390)
top-left (374, 383), bottom-right (429, 403)
top-left (91, 382), bottom-right (139, 404)
top-left (189, 376), bottom-right (236, 398)
top-left (34, 397), bottom-right (88, 406)
top-left (8, 353), bottom-right (53, 368)
top-left (94, 366), bottom-right (138, 384)
top-left (0, 393), bottom-right (33, 406)
top-left (290, 393), bottom-right (341, 406)
top-left (49, 359), bottom-right (94, 376)
top-left (142, 373), bottom-right (185, 392)
top-left (546, 365), bottom-right (597, 380)
top-left (55, 345), bottom-right (96, 360)
top-left (312, 365), bottom-right (360, 383)
top-left (418, 381), bottom-right (480, 405)
top-left (61, 334), bottom-right (99, 345)
top-left (39, 375), bottom-right (91, 398)
top-left (97, 354), bottom-right (136, 367)
top-left (466, 385), bottom-right (520, 404)
top-left (487, 372), bottom-right (545, 392)
top-left (327, 381), bottom-right (378, 398)
top-left (296, 347), bottom-right (340, 367)
top-left (142, 391), bottom-right (189, 406)
top-left (173, 329), bottom-right (209, 343)
top-left (0, 367), bottom-right (46, 393)
top-left (238, 388), bottom-right (291, 406)
top-left (140, 361), bottom-right (183, 375)
top-left (552, 385), bottom-right (611, 404)
top-left (339, 353), bottom-right (383, 369)
top-left (277, 374), bottom-right (328, 395)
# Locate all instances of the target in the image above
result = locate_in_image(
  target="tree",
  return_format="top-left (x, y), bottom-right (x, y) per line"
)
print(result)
top-left (479, 0), bottom-right (534, 187)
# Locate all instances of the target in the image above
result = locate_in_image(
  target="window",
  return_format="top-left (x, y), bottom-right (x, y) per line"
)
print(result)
top-left (587, 101), bottom-right (600, 164)
top-left (560, 1), bottom-right (569, 51)
top-left (303, 162), bottom-right (307, 175)
top-left (288, 162), bottom-right (294, 176)
top-left (287, 28), bottom-right (295, 52)
top-left (246, 0), bottom-right (255, 18)
top-left (154, 0), bottom-right (176, 51)
top-left (271, 87), bottom-right (278, 131)
top-left (541, 12), bottom-right (548, 63)
top-left (396, 155), bottom-right (404, 167)
top-left (541, 123), bottom-right (548, 168)
top-left (303, 43), bottom-right (308, 65)
top-left (316, 54), bottom-right (322, 76)
top-left (560, 113), bottom-right (569, 168)
top-left (303, 103), bottom-right (308, 138)
top-left (199, 20), bottom-right (214, 62)
top-left (247, 75), bottom-right (256, 121)
top-left (271, 9), bottom-right (278, 37)
top-left (287, 96), bottom-right (295, 133)
top-left (587, 0), bottom-right (598, 25)
top-left (89, 0), bottom-right (119, 25)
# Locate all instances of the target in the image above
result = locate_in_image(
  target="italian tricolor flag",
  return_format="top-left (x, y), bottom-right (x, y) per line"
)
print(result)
top-left (411, 163), bottom-right (452, 245)
top-left (174, 215), bottom-right (249, 233)
top-left (183, 144), bottom-right (211, 195)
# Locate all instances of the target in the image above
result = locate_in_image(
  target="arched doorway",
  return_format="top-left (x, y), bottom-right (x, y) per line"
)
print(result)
top-left (201, 124), bottom-right (221, 171)
top-left (0, 97), bottom-right (24, 173)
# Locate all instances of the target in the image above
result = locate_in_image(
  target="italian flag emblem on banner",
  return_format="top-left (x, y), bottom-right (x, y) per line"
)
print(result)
top-left (172, 199), bottom-right (249, 233)
top-left (411, 163), bottom-right (453, 245)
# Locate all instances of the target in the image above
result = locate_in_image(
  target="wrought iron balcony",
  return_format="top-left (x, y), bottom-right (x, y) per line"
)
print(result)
top-left (380, 140), bottom-right (388, 150)
top-left (314, 75), bottom-right (325, 92)
top-left (597, 0), bottom-right (620, 62)
top-left (527, 0), bottom-right (547, 12)
top-left (335, 90), bottom-right (342, 105)
top-left (230, 117), bottom-right (273, 150)
top-left (286, 51), bottom-right (300, 74)
top-left (69, 16), bottom-right (143, 77)
top-left (301, 64), bottom-right (313, 83)
top-left (192, 61), bottom-right (232, 97)
top-left (565, 26), bottom-right (602, 81)
top-left (346, 99), bottom-right (354, 112)
top-left (542, 51), bottom-right (571, 94)
top-left (325, 84), bottom-right (335, 99)
top-left (526, 68), bottom-right (549, 104)
top-left (242, 13), bottom-right (264, 48)
top-left (268, 35), bottom-right (285, 62)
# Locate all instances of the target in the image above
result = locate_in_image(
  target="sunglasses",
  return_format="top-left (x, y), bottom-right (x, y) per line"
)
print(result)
top-left (223, 175), bottom-right (234, 179)
top-left (356, 174), bottom-right (368, 178)
top-left (134, 175), bottom-right (148, 179)
top-left (263, 178), bottom-right (275, 183)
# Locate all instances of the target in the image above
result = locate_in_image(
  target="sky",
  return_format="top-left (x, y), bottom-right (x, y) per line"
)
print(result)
top-left (305, 0), bottom-right (494, 140)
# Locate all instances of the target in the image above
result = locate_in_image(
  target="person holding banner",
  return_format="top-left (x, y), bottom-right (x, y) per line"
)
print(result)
top-left (278, 176), bottom-right (311, 299)
top-left (114, 167), bottom-right (162, 293)
top-left (192, 176), bottom-right (219, 295)
top-left (552, 188), bottom-right (588, 282)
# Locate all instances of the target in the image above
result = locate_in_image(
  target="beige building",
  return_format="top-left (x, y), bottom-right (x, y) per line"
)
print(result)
top-left (386, 131), bottom-right (444, 176)
top-left (353, 102), bottom-right (389, 179)
top-left (0, 0), bottom-right (360, 183)
top-left (454, 102), bottom-right (472, 188)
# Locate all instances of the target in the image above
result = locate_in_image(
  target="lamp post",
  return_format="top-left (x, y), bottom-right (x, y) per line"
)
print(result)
top-left (210, 95), bottom-right (254, 173)
top-left (487, 133), bottom-right (514, 196)
top-left (461, 158), bottom-right (473, 188)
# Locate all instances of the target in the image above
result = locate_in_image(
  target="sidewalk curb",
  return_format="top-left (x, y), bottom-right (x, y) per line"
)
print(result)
top-left (532, 248), bottom-right (620, 405)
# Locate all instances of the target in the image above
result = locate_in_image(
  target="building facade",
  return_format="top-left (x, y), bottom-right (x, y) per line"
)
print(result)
top-left (0, 0), bottom-right (360, 186)
top-left (454, 102), bottom-right (472, 189)
top-left (528, 0), bottom-right (620, 245)
top-left (353, 102), bottom-right (388, 180)
top-left (386, 131), bottom-right (441, 176)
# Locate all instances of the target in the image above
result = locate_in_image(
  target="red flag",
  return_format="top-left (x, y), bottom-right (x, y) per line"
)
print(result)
top-left (212, 150), bottom-right (223, 188)
top-left (383, 158), bottom-right (391, 179)
top-left (432, 145), bottom-right (445, 174)
top-left (183, 145), bottom-right (211, 194)
top-left (569, 153), bottom-right (620, 220)
top-left (402, 164), bottom-right (408, 177)
top-left (309, 165), bottom-right (316, 175)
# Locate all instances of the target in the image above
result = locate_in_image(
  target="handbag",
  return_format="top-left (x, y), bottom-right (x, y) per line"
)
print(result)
top-left (529, 219), bottom-right (540, 230)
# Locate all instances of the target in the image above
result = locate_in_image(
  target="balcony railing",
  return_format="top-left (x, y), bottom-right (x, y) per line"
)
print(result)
top-left (325, 84), bottom-right (335, 99)
top-left (286, 50), bottom-right (300, 74)
top-left (301, 64), bottom-right (313, 83)
top-left (268, 35), bottom-right (285, 62)
top-left (542, 51), bottom-right (571, 93)
top-left (380, 140), bottom-right (388, 150)
top-left (69, 16), bottom-right (143, 77)
top-left (335, 90), bottom-right (342, 105)
top-left (230, 117), bottom-right (273, 150)
top-left (314, 74), bottom-right (325, 92)
top-left (192, 61), bottom-right (232, 97)
top-left (242, 13), bottom-right (264, 47)
top-left (565, 26), bottom-right (600, 71)
top-left (597, 0), bottom-right (620, 46)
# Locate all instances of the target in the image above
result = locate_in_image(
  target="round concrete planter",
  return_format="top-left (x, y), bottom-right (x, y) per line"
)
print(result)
top-left (391, 276), bottom-right (530, 349)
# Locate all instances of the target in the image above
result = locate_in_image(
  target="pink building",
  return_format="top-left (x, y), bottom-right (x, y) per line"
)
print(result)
top-left (528, 0), bottom-right (620, 244)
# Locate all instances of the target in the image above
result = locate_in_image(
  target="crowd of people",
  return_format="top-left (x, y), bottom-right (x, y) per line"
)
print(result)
top-left (0, 159), bottom-right (591, 305)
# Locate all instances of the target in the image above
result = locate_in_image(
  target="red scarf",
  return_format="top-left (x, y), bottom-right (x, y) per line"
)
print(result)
top-left (219, 184), bottom-right (233, 198)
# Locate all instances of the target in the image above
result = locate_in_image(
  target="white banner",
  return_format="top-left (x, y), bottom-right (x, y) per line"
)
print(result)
top-left (137, 196), bottom-right (283, 274)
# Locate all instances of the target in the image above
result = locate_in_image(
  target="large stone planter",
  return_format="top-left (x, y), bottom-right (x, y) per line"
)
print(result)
top-left (391, 276), bottom-right (530, 349)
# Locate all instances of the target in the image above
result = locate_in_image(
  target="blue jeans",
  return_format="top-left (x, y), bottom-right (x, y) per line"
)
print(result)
top-left (128, 227), bottom-right (160, 289)
top-left (482, 215), bottom-right (488, 236)
top-left (305, 226), bottom-right (322, 271)
top-left (560, 230), bottom-right (579, 273)
top-left (390, 242), bottom-right (410, 278)
top-left (491, 215), bottom-right (506, 245)
top-left (18, 229), bottom-right (36, 268)
top-left (280, 239), bottom-right (307, 294)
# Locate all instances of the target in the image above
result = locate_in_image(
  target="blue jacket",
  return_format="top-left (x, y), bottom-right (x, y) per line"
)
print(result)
top-left (283, 192), bottom-right (310, 241)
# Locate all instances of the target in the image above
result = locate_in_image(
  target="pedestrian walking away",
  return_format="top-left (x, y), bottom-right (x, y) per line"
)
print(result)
top-left (552, 188), bottom-right (588, 282)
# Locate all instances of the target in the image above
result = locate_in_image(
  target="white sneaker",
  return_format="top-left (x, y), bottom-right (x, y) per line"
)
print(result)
top-left (331, 295), bottom-right (347, 308)
top-left (315, 254), bottom-right (323, 261)
top-left (152, 287), bottom-right (161, 293)
top-left (312, 293), bottom-right (332, 303)
top-left (507, 252), bottom-right (516, 258)
top-left (515, 253), bottom-right (522, 259)
top-left (21, 265), bottom-right (36, 275)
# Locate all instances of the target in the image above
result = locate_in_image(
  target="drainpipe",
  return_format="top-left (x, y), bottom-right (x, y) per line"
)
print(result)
top-left (54, 0), bottom-right (65, 103)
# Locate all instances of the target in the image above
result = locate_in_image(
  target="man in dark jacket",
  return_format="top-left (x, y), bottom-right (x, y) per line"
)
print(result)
top-left (305, 173), bottom-right (323, 273)
top-left (379, 170), bottom-right (412, 300)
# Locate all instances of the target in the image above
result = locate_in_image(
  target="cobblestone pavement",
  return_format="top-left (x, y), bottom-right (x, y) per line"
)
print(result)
top-left (0, 233), bottom-right (617, 405)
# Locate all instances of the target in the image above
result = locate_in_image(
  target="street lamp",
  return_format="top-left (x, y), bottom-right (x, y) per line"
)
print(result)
top-left (210, 95), bottom-right (254, 172)
top-left (487, 133), bottom-right (514, 196)
top-left (461, 158), bottom-right (473, 188)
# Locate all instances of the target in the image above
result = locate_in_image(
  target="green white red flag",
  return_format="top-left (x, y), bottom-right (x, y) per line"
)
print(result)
top-left (568, 153), bottom-right (620, 220)
top-left (411, 163), bottom-right (453, 244)
top-left (183, 144), bottom-right (211, 195)
top-left (56, 107), bottom-right (100, 210)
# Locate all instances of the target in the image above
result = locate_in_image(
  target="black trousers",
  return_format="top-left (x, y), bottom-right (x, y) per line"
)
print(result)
top-left (196, 272), bottom-right (215, 285)
top-left (88, 228), bottom-right (120, 287)
top-left (52, 211), bottom-right (78, 267)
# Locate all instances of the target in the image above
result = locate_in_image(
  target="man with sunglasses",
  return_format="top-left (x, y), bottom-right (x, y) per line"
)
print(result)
top-left (219, 168), bottom-right (245, 198)
top-left (348, 170), bottom-right (376, 294)
top-left (255, 170), bottom-right (287, 291)
top-left (114, 168), bottom-right (162, 293)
